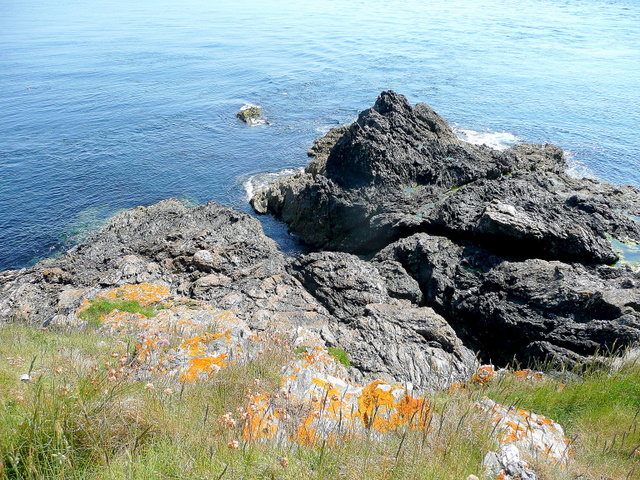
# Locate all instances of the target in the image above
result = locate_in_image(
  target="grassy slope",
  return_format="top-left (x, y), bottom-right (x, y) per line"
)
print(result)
top-left (0, 324), bottom-right (638, 480)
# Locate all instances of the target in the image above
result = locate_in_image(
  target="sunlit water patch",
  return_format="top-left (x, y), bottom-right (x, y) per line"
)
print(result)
top-left (611, 238), bottom-right (640, 269)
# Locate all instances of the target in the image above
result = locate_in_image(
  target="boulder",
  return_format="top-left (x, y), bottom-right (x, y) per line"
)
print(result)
top-left (236, 104), bottom-right (263, 125)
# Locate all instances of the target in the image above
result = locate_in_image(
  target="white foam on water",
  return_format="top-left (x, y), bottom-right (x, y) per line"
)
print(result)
top-left (564, 151), bottom-right (598, 180)
top-left (243, 168), bottom-right (303, 201)
top-left (454, 127), bottom-right (520, 151)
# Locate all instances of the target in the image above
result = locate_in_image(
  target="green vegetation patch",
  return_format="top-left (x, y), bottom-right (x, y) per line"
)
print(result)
top-left (79, 299), bottom-right (157, 326)
top-left (327, 347), bottom-right (350, 368)
top-left (294, 345), bottom-right (310, 357)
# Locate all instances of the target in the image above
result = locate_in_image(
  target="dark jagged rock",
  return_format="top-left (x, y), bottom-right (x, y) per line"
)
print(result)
top-left (288, 251), bottom-right (477, 387)
top-left (252, 91), bottom-right (640, 263)
top-left (373, 232), bottom-right (640, 366)
top-left (252, 91), bottom-right (640, 366)
top-left (0, 198), bottom-right (476, 391)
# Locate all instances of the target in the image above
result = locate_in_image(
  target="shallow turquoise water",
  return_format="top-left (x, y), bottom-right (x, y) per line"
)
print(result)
top-left (1, 0), bottom-right (639, 269)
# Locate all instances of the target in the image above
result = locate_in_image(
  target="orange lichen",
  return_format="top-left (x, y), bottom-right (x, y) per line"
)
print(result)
top-left (514, 369), bottom-right (544, 381)
top-left (99, 283), bottom-right (170, 306)
top-left (179, 332), bottom-right (227, 357)
top-left (470, 365), bottom-right (495, 385)
top-left (76, 299), bottom-right (92, 315)
top-left (448, 381), bottom-right (467, 394)
top-left (179, 354), bottom-right (227, 382)
top-left (242, 393), bottom-right (278, 442)
top-left (356, 380), bottom-right (431, 433)
top-left (295, 416), bottom-right (320, 447)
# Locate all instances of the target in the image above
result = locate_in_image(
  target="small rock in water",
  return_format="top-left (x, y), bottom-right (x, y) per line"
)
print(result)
top-left (236, 104), bottom-right (264, 125)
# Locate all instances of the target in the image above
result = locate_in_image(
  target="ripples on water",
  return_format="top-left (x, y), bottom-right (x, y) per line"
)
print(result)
top-left (0, 0), bottom-right (638, 269)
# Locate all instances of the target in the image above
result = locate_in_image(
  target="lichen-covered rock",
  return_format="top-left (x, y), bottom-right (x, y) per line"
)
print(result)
top-left (477, 397), bottom-right (571, 464)
top-left (241, 329), bottom-right (433, 445)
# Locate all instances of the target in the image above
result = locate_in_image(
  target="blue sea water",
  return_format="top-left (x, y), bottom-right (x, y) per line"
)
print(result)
top-left (1, 0), bottom-right (639, 271)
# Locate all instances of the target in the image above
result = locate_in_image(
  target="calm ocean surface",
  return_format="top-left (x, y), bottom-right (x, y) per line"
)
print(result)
top-left (1, 0), bottom-right (639, 270)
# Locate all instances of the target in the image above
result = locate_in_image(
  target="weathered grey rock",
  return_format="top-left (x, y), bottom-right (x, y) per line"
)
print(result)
top-left (289, 252), bottom-right (389, 319)
top-left (333, 303), bottom-right (478, 390)
top-left (289, 251), bottom-right (477, 389)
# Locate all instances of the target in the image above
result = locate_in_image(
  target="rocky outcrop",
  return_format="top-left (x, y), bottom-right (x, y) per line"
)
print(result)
top-left (252, 91), bottom-right (640, 366)
top-left (289, 251), bottom-right (477, 388)
top-left (373, 233), bottom-right (640, 365)
top-left (0, 198), bottom-right (476, 391)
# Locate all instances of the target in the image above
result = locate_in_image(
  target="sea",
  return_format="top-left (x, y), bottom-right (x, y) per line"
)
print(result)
top-left (1, 0), bottom-right (639, 271)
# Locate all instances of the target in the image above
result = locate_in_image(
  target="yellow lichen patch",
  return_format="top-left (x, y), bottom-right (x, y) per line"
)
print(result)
top-left (212, 310), bottom-right (241, 330)
top-left (179, 354), bottom-right (227, 382)
top-left (448, 381), bottom-right (467, 394)
top-left (296, 415), bottom-right (320, 447)
top-left (102, 310), bottom-right (148, 327)
top-left (242, 393), bottom-right (278, 442)
top-left (179, 332), bottom-right (228, 357)
top-left (76, 299), bottom-right (92, 315)
top-left (395, 395), bottom-right (432, 430)
top-left (356, 380), bottom-right (431, 433)
top-left (513, 369), bottom-right (544, 381)
top-left (502, 419), bottom-right (527, 443)
top-left (99, 283), bottom-right (171, 306)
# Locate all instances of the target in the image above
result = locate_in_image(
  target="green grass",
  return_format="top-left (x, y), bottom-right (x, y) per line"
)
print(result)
top-left (327, 347), bottom-right (350, 368)
top-left (0, 324), bottom-right (638, 479)
top-left (78, 299), bottom-right (157, 326)
top-left (477, 358), bottom-right (640, 479)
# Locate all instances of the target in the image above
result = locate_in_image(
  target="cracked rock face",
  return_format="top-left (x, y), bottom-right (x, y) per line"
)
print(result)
top-left (252, 90), bottom-right (640, 366)
top-left (0, 198), bottom-right (476, 391)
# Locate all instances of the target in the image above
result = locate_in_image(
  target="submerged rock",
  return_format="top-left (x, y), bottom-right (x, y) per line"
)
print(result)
top-left (251, 91), bottom-right (640, 366)
top-left (236, 104), bottom-right (264, 125)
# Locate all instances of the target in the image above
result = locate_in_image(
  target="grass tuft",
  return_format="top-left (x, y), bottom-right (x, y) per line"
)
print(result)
top-left (327, 347), bottom-right (350, 368)
top-left (78, 299), bottom-right (157, 326)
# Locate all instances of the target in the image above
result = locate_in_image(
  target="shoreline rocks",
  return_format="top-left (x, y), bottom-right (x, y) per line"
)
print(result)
top-left (0, 198), bottom-right (477, 392)
top-left (236, 103), bottom-right (264, 126)
top-left (251, 90), bottom-right (640, 366)
top-left (2, 90), bottom-right (639, 383)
